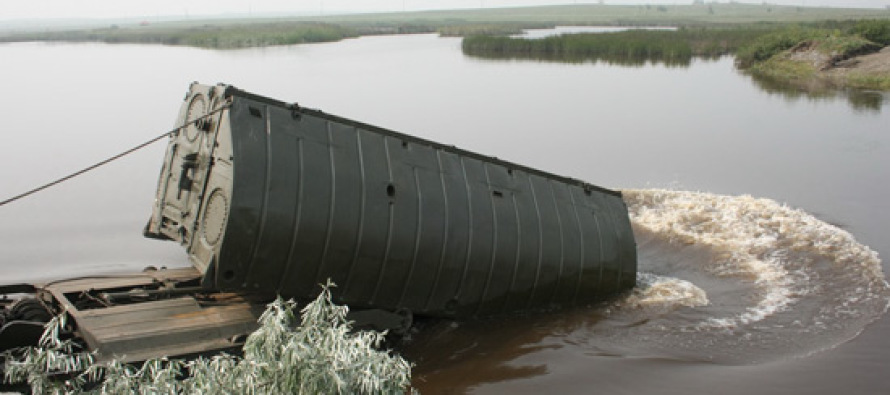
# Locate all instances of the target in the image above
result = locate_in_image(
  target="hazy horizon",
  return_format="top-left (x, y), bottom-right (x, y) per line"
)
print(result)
top-left (3, 0), bottom-right (889, 22)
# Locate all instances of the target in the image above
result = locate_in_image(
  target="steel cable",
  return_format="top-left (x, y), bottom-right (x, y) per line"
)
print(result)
top-left (0, 103), bottom-right (231, 207)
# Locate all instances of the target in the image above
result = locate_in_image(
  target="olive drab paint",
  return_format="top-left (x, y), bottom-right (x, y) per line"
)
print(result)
top-left (146, 83), bottom-right (637, 318)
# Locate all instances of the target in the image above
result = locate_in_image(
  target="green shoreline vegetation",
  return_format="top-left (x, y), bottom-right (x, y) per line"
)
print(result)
top-left (461, 20), bottom-right (890, 91)
top-left (0, 22), bottom-right (360, 48)
top-left (461, 27), bottom-right (770, 67)
top-left (736, 20), bottom-right (890, 91)
top-left (1, 4), bottom-right (888, 90)
top-left (1, 4), bottom-right (887, 48)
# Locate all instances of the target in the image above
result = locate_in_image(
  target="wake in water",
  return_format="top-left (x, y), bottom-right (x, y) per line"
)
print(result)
top-left (405, 188), bottom-right (890, 382)
top-left (581, 189), bottom-right (890, 363)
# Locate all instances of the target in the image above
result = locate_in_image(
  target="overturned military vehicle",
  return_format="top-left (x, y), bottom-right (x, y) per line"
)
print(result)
top-left (1, 83), bottom-right (636, 363)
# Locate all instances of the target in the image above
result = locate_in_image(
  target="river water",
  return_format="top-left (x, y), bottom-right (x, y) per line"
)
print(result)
top-left (0, 32), bottom-right (888, 394)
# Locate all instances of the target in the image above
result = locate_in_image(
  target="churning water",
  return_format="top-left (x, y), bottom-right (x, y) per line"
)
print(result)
top-left (405, 189), bottom-right (889, 369)
top-left (601, 189), bottom-right (889, 364)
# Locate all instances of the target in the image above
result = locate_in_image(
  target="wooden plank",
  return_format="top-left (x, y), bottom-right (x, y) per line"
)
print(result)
top-left (75, 297), bottom-right (262, 360)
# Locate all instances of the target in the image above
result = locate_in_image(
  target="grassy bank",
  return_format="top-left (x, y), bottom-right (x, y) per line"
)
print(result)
top-left (736, 20), bottom-right (890, 91)
top-left (745, 49), bottom-right (890, 91)
top-left (735, 21), bottom-right (890, 67)
top-left (460, 19), bottom-right (890, 90)
top-left (0, 21), bottom-right (359, 49)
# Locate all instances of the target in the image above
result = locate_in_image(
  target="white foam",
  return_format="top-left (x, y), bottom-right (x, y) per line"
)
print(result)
top-left (621, 272), bottom-right (709, 310)
top-left (622, 189), bottom-right (889, 331)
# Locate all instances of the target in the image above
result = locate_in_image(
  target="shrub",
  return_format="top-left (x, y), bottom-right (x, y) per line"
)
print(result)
top-left (735, 27), bottom-right (820, 67)
top-left (849, 19), bottom-right (890, 46)
top-left (3, 281), bottom-right (414, 394)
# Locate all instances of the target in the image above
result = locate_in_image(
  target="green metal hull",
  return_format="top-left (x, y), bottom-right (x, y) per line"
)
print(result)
top-left (146, 83), bottom-right (637, 318)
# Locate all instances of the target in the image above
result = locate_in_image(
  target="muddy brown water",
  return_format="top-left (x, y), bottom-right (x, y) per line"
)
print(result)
top-left (1, 32), bottom-right (888, 394)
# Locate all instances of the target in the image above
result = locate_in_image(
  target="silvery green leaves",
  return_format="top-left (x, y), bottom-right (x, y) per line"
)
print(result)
top-left (3, 281), bottom-right (414, 394)
top-left (3, 314), bottom-right (94, 394)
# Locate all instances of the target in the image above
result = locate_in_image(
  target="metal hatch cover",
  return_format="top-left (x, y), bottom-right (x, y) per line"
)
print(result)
top-left (146, 84), bottom-right (233, 274)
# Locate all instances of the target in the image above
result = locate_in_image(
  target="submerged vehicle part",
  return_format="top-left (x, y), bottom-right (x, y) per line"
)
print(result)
top-left (1, 83), bottom-right (636, 372)
top-left (146, 83), bottom-right (637, 318)
top-left (0, 268), bottom-right (263, 364)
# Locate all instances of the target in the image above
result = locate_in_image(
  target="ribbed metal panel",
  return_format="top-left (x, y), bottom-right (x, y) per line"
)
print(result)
top-left (155, 84), bottom-right (636, 318)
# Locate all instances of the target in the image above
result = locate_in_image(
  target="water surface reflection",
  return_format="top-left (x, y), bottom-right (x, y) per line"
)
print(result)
top-left (466, 27), bottom-right (887, 113)
top-left (747, 70), bottom-right (888, 113)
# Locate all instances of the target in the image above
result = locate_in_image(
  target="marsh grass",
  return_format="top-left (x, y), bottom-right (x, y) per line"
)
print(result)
top-left (3, 281), bottom-right (414, 394)
top-left (846, 73), bottom-right (890, 90)
top-left (461, 28), bottom-right (768, 66)
top-left (0, 22), bottom-right (358, 49)
top-left (461, 19), bottom-right (889, 74)
top-left (748, 57), bottom-right (818, 85)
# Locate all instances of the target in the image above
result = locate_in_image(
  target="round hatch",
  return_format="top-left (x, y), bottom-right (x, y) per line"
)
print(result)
top-left (185, 94), bottom-right (207, 142)
top-left (202, 188), bottom-right (228, 246)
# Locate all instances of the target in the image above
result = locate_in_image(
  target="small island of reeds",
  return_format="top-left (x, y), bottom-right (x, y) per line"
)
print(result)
top-left (460, 20), bottom-right (890, 91)
top-left (461, 28), bottom-right (768, 67)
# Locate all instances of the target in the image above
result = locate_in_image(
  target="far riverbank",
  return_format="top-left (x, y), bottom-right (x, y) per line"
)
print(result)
top-left (461, 21), bottom-right (890, 92)
top-left (2, 4), bottom-right (889, 91)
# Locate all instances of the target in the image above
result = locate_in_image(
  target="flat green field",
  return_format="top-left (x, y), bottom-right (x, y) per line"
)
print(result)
top-left (313, 3), bottom-right (889, 26)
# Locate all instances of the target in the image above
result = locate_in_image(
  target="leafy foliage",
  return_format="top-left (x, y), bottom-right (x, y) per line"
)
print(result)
top-left (2, 314), bottom-right (95, 394)
top-left (849, 19), bottom-right (890, 46)
top-left (733, 27), bottom-right (819, 67)
top-left (3, 282), bottom-right (414, 394)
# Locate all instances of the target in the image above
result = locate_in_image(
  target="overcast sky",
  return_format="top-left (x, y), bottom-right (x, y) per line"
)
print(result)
top-left (2, 0), bottom-right (888, 20)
